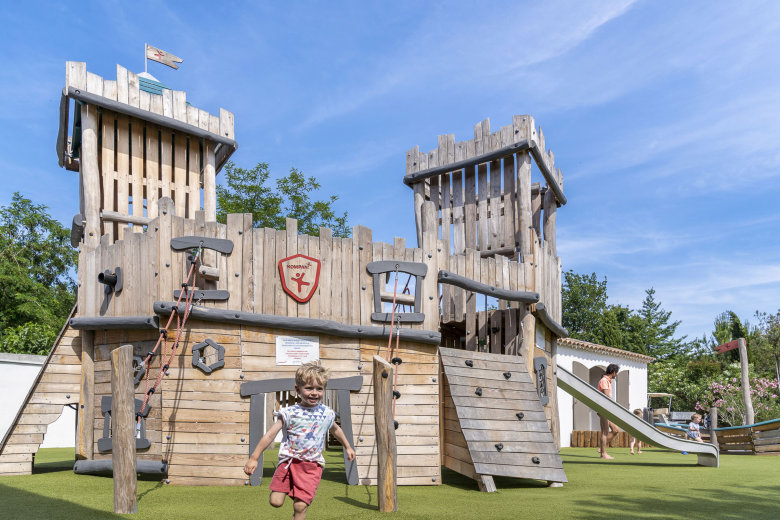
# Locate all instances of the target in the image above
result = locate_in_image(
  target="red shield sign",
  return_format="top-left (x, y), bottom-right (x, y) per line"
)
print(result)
top-left (278, 254), bottom-right (321, 303)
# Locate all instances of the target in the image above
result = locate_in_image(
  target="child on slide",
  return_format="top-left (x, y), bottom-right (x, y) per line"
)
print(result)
top-left (687, 413), bottom-right (704, 442)
top-left (244, 363), bottom-right (356, 520)
top-left (630, 409), bottom-right (643, 454)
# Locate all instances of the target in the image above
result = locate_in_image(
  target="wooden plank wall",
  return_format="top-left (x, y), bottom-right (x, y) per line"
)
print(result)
top-left (79, 210), bottom-right (561, 343)
top-left (239, 330), bottom-right (440, 486)
top-left (0, 325), bottom-right (81, 476)
top-left (66, 61), bottom-right (231, 237)
top-left (92, 330), bottom-right (163, 463)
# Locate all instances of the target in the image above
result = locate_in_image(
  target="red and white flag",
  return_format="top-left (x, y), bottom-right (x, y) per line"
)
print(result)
top-left (145, 44), bottom-right (183, 70)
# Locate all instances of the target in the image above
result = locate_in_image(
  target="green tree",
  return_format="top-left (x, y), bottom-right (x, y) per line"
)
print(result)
top-left (635, 288), bottom-right (688, 359)
top-left (754, 310), bottom-right (780, 381)
top-left (561, 270), bottom-right (608, 343)
top-left (0, 193), bottom-right (76, 354)
top-left (598, 304), bottom-right (645, 353)
top-left (216, 161), bottom-right (350, 237)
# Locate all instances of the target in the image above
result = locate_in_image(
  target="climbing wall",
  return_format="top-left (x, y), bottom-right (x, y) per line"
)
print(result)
top-left (439, 347), bottom-right (566, 488)
top-left (0, 308), bottom-right (80, 476)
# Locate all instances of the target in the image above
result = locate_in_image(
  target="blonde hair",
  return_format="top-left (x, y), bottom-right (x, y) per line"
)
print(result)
top-left (691, 413), bottom-right (702, 421)
top-left (633, 409), bottom-right (642, 416)
top-left (295, 362), bottom-right (329, 388)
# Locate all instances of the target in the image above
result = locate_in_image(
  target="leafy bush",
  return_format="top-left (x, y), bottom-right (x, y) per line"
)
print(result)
top-left (695, 364), bottom-right (780, 425)
top-left (0, 322), bottom-right (56, 355)
top-left (648, 358), bottom-right (712, 411)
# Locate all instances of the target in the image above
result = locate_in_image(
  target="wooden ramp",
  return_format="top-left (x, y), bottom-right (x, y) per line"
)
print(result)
top-left (440, 347), bottom-right (566, 490)
top-left (0, 307), bottom-right (81, 476)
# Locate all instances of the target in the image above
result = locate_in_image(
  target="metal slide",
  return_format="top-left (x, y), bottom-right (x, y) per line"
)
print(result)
top-left (557, 366), bottom-right (719, 467)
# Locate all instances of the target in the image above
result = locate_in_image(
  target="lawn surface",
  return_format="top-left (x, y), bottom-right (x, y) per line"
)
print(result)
top-left (1, 446), bottom-right (778, 519)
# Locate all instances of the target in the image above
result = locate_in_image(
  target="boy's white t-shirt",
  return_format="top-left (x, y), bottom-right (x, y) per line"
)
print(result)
top-left (276, 403), bottom-right (336, 466)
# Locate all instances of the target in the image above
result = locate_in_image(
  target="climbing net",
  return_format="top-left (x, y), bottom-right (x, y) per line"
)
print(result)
top-left (136, 246), bottom-right (202, 429)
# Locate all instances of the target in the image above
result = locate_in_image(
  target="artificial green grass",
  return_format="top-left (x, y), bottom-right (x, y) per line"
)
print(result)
top-left (1, 446), bottom-right (778, 519)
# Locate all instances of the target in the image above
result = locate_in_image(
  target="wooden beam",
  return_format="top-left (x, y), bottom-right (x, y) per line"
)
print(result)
top-left (76, 330), bottom-right (94, 460)
top-left (373, 356), bottom-right (397, 512)
top-left (111, 344), bottom-right (137, 514)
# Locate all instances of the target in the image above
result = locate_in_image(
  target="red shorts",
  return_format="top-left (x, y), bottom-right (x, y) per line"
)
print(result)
top-left (269, 459), bottom-right (323, 505)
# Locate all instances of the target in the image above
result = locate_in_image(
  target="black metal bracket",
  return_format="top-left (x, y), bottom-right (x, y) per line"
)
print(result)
top-left (98, 267), bottom-right (123, 294)
top-left (70, 214), bottom-right (85, 248)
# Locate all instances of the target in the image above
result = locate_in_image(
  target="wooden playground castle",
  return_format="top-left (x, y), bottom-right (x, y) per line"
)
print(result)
top-left (0, 61), bottom-right (570, 491)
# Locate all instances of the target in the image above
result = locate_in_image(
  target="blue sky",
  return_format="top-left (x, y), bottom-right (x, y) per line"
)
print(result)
top-left (2, 1), bottom-right (779, 342)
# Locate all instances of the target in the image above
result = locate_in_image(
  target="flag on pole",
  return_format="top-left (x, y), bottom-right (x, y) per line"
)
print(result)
top-left (145, 44), bottom-right (183, 70)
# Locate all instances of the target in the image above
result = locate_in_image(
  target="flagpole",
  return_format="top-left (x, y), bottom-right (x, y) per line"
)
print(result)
top-left (144, 43), bottom-right (147, 74)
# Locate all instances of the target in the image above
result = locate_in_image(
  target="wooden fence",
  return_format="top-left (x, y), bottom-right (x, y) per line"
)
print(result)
top-left (77, 201), bottom-right (561, 335)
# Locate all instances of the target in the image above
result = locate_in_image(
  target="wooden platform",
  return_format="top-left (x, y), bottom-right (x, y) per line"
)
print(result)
top-left (439, 347), bottom-right (566, 489)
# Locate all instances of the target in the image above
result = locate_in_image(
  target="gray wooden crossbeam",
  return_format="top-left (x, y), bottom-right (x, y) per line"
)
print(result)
top-left (402, 138), bottom-right (566, 206)
top-left (532, 303), bottom-right (568, 338)
top-left (367, 260), bottom-right (427, 324)
top-left (70, 316), bottom-right (160, 330)
top-left (64, 86), bottom-right (237, 149)
top-left (74, 459), bottom-right (168, 476)
top-left (240, 376), bottom-right (363, 486)
top-left (154, 302), bottom-right (441, 345)
top-left (437, 270), bottom-right (539, 303)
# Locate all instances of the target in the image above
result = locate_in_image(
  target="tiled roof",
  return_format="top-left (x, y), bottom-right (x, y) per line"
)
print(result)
top-left (557, 337), bottom-right (655, 363)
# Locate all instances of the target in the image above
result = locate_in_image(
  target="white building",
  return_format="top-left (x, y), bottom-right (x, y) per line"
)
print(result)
top-left (556, 338), bottom-right (654, 448)
top-left (0, 353), bottom-right (75, 448)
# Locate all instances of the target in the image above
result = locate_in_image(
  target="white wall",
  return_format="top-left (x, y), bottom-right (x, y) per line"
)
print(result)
top-left (556, 346), bottom-right (648, 448)
top-left (0, 353), bottom-right (76, 448)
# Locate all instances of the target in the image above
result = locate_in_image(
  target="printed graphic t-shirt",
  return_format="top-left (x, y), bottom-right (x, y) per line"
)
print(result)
top-left (276, 403), bottom-right (336, 466)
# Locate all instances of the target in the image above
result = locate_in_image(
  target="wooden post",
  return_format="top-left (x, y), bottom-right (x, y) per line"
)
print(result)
top-left (76, 330), bottom-right (95, 459)
top-left (738, 338), bottom-right (755, 425)
top-left (111, 344), bottom-right (137, 514)
top-left (709, 407), bottom-right (718, 448)
top-left (80, 103), bottom-right (101, 249)
top-left (373, 356), bottom-right (397, 513)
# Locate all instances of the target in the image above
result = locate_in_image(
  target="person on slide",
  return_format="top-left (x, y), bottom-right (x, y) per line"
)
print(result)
top-left (597, 363), bottom-right (621, 459)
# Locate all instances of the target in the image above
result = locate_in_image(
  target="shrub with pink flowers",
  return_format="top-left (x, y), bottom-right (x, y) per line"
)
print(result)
top-left (695, 370), bottom-right (780, 426)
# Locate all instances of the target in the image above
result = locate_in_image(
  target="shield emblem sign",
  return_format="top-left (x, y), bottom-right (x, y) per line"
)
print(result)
top-left (278, 254), bottom-right (321, 303)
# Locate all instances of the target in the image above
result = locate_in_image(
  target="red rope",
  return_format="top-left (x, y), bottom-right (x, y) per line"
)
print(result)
top-left (137, 250), bottom-right (200, 424)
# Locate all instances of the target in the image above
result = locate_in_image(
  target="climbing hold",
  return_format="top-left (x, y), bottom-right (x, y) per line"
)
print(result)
top-left (391, 357), bottom-right (403, 365)
top-left (392, 390), bottom-right (401, 399)
top-left (532, 456), bottom-right (540, 464)
top-left (503, 372), bottom-right (511, 379)
top-left (465, 360), bottom-right (473, 367)
top-left (382, 371), bottom-right (388, 379)
top-left (495, 443), bottom-right (504, 451)
top-left (516, 412), bottom-right (525, 420)
top-left (393, 420), bottom-right (399, 430)
top-left (475, 387), bottom-right (483, 396)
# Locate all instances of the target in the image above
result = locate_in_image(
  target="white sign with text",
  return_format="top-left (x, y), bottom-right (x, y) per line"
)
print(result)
top-left (275, 335), bottom-right (320, 366)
